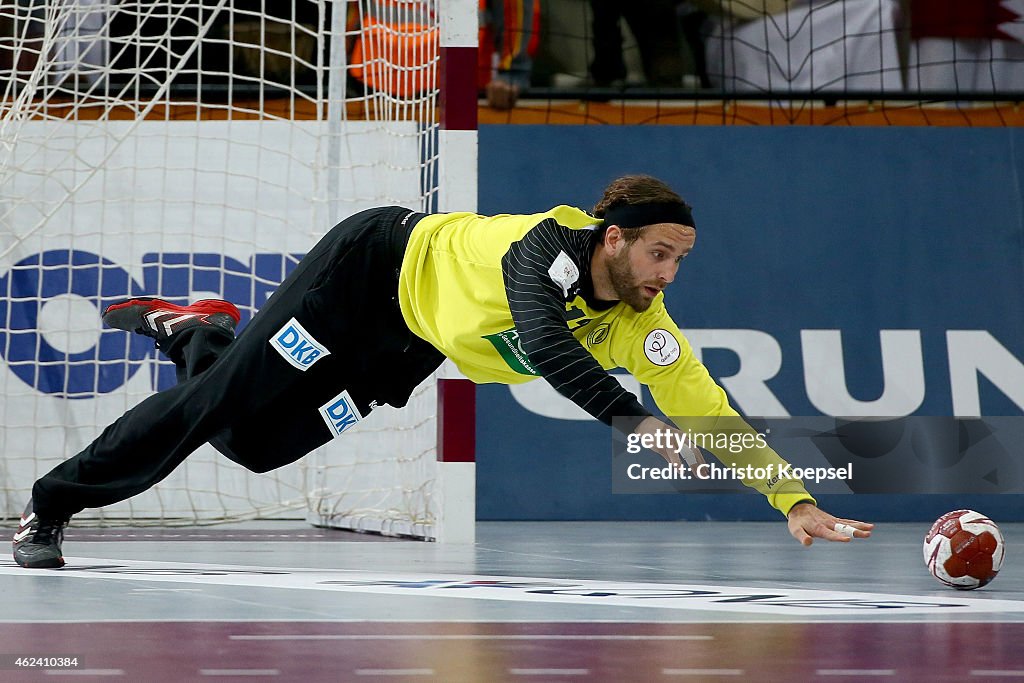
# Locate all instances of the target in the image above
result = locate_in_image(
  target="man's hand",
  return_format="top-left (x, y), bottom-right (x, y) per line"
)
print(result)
top-left (787, 502), bottom-right (874, 546)
top-left (485, 79), bottom-right (520, 110)
top-left (634, 416), bottom-right (706, 469)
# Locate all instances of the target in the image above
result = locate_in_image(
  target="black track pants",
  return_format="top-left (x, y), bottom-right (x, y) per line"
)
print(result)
top-left (32, 207), bottom-right (445, 519)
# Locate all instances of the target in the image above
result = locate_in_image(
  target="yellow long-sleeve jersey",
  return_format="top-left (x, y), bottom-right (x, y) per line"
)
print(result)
top-left (398, 205), bottom-right (814, 515)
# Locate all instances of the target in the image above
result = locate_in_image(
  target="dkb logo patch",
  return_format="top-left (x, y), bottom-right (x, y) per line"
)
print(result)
top-left (270, 318), bottom-right (330, 371)
top-left (319, 390), bottom-right (363, 437)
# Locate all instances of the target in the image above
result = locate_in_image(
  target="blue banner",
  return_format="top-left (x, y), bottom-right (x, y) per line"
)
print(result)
top-left (476, 125), bottom-right (1024, 522)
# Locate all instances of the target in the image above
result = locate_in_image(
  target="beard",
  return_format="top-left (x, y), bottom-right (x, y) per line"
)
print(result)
top-left (607, 248), bottom-right (657, 312)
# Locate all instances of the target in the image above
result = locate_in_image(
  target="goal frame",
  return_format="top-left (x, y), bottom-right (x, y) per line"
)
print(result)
top-left (0, 0), bottom-right (479, 544)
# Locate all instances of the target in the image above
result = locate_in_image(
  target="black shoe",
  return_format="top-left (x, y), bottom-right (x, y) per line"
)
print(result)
top-left (13, 500), bottom-right (68, 569)
top-left (102, 297), bottom-right (241, 347)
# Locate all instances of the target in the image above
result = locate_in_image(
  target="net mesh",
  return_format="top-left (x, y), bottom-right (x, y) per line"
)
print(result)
top-left (503, 0), bottom-right (1024, 126)
top-left (1, 0), bottom-right (445, 536)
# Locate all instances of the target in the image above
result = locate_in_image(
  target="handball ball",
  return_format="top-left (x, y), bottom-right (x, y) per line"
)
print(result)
top-left (923, 509), bottom-right (1005, 590)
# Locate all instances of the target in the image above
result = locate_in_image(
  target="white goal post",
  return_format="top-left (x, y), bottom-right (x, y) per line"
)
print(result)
top-left (0, 1), bottom-right (478, 542)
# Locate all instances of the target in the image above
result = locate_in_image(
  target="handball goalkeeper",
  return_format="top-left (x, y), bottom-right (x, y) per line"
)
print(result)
top-left (14, 174), bottom-right (872, 568)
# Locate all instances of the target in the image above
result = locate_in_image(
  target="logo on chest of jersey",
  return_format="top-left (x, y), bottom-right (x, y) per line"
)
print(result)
top-left (270, 318), bottom-right (330, 371)
top-left (483, 328), bottom-right (540, 376)
top-left (587, 323), bottom-right (611, 347)
top-left (319, 389), bottom-right (363, 437)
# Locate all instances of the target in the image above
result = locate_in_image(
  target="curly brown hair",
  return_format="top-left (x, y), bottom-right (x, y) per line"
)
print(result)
top-left (592, 174), bottom-right (688, 218)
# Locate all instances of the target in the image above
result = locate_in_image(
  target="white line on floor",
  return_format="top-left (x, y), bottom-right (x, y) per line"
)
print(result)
top-left (970, 672), bottom-right (1024, 678)
top-left (199, 669), bottom-right (280, 676)
top-left (2, 618), bottom-right (1020, 625)
top-left (663, 669), bottom-right (744, 676)
top-left (43, 670), bottom-right (124, 676)
top-left (229, 634), bottom-right (712, 641)
top-left (816, 670), bottom-right (894, 677)
top-left (509, 669), bottom-right (589, 676)
top-left (354, 670), bottom-right (435, 676)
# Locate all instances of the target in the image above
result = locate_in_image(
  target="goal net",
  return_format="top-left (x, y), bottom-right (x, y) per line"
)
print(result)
top-left (0, 1), bottom-right (474, 540)
top-left (498, 0), bottom-right (1023, 128)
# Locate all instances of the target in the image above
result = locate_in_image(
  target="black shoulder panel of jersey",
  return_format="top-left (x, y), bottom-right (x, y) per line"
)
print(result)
top-left (501, 218), bottom-right (651, 427)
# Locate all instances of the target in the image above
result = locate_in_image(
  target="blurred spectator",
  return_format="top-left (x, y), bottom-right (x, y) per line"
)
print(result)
top-left (1, 1), bottom-right (34, 89)
top-left (588, 0), bottom-right (685, 86)
top-left (678, 2), bottom-right (712, 89)
top-left (53, 0), bottom-right (109, 88)
top-left (1, 0), bottom-right (107, 91)
top-left (348, 1), bottom-right (437, 98)
top-left (479, 0), bottom-right (540, 109)
top-left (106, 1), bottom-right (211, 91)
top-left (908, 0), bottom-right (1024, 92)
top-left (347, 0), bottom-right (541, 108)
top-left (695, 0), bottom-right (904, 93)
top-left (224, 2), bottom-right (320, 88)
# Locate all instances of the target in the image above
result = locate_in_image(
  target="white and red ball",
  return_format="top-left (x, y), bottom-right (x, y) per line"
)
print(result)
top-left (923, 509), bottom-right (1005, 590)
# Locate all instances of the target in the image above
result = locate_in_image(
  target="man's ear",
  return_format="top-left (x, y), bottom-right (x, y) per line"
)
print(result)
top-left (603, 225), bottom-right (624, 253)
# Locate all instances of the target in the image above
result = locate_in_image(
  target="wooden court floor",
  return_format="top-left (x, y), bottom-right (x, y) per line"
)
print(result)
top-left (1, 521), bottom-right (1021, 681)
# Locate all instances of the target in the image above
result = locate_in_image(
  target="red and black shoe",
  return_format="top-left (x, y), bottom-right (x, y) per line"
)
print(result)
top-left (102, 297), bottom-right (240, 346)
top-left (13, 500), bottom-right (68, 569)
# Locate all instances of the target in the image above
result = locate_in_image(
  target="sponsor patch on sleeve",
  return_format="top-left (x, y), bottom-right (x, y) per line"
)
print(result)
top-left (548, 250), bottom-right (580, 298)
top-left (270, 317), bottom-right (330, 371)
top-left (643, 328), bottom-right (681, 366)
top-left (319, 389), bottom-right (363, 437)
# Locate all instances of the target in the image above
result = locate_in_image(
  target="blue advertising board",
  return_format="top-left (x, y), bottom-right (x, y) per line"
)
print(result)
top-left (476, 124), bottom-right (1024, 522)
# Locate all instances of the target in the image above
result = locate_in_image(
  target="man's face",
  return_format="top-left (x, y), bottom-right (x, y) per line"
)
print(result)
top-left (606, 223), bottom-right (696, 312)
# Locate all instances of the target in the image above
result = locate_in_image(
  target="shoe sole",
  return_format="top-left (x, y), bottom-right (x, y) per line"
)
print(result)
top-left (103, 298), bottom-right (241, 332)
top-left (13, 535), bottom-right (65, 569)
top-left (13, 553), bottom-right (65, 569)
